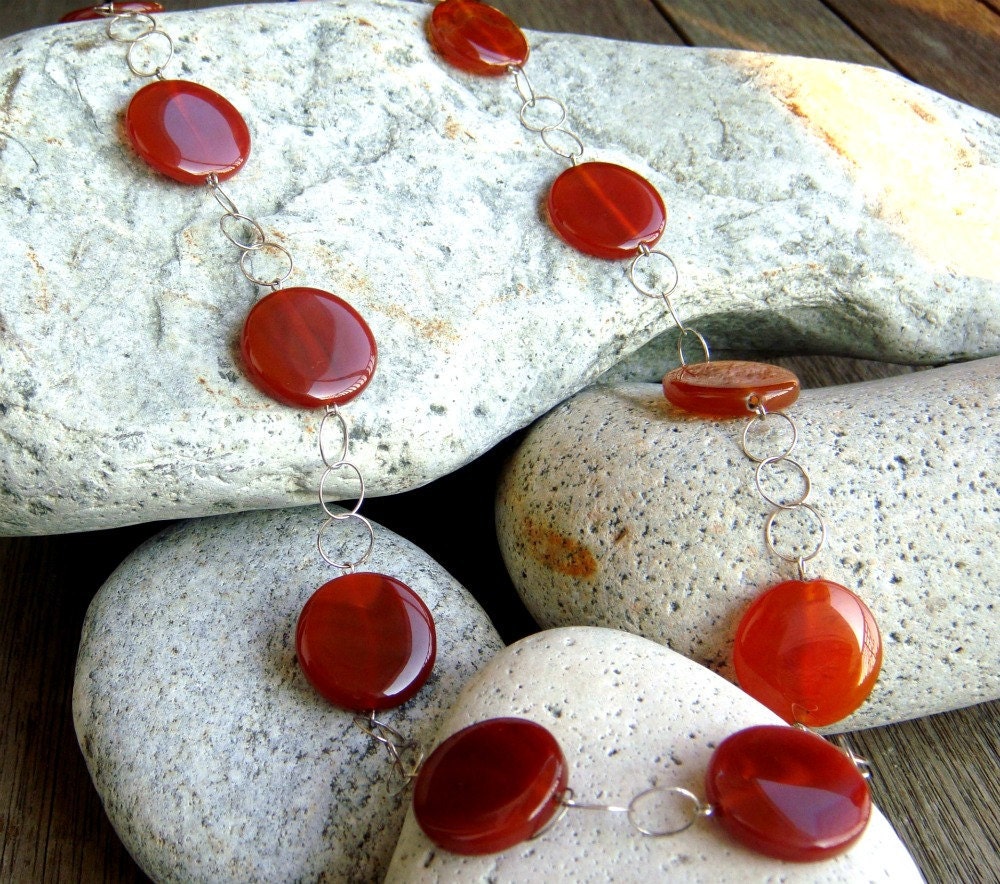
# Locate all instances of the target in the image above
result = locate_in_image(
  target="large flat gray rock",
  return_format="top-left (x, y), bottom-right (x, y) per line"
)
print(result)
top-left (496, 358), bottom-right (1000, 730)
top-left (387, 627), bottom-right (920, 882)
top-left (73, 505), bottom-right (503, 883)
top-left (3, 0), bottom-right (999, 534)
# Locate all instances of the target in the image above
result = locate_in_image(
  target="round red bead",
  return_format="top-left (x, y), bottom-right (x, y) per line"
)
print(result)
top-left (296, 572), bottom-right (436, 712)
top-left (60, 2), bottom-right (164, 21)
top-left (734, 579), bottom-right (882, 727)
top-left (413, 718), bottom-right (568, 854)
top-left (240, 287), bottom-right (377, 409)
top-left (547, 161), bottom-right (666, 259)
top-left (125, 79), bottom-right (250, 184)
top-left (705, 725), bottom-right (871, 861)
top-left (663, 360), bottom-right (801, 418)
top-left (428, 0), bottom-right (529, 75)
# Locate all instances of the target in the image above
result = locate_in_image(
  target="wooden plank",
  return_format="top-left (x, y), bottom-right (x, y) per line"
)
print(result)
top-left (825, 0), bottom-right (1000, 115)
top-left (492, 0), bottom-right (684, 43)
top-left (652, 0), bottom-right (893, 66)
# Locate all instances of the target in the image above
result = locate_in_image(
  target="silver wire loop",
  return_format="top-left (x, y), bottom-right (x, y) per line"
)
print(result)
top-left (754, 455), bottom-right (811, 510)
top-left (509, 64), bottom-right (536, 105)
top-left (319, 406), bottom-right (350, 468)
top-left (742, 410), bottom-right (798, 463)
top-left (560, 786), bottom-right (712, 838)
top-left (106, 11), bottom-right (156, 42)
top-left (353, 712), bottom-right (424, 793)
top-left (207, 175), bottom-right (240, 215)
top-left (764, 502), bottom-right (828, 565)
top-left (540, 125), bottom-right (586, 161)
top-left (239, 242), bottom-right (294, 288)
top-left (319, 461), bottom-right (366, 521)
top-left (219, 212), bottom-right (267, 252)
top-left (677, 327), bottom-right (711, 366)
top-left (317, 512), bottom-right (375, 571)
top-left (628, 247), bottom-right (679, 300)
top-left (627, 786), bottom-right (713, 837)
top-left (125, 28), bottom-right (173, 78)
top-left (518, 94), bottom-right (567, 133)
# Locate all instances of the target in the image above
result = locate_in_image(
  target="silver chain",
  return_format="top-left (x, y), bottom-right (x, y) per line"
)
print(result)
top-left (353, 712), bottom-right (424, 792)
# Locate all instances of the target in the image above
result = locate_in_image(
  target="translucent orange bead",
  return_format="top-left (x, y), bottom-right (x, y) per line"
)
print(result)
top-left (428, 0), bottom-right (529, 75)
top-left (663, 360), bottom-right (800, 418)
top-left (734, 579), bottom-right (882, 727)
top-left (705, 725), bottom-right (871, 861)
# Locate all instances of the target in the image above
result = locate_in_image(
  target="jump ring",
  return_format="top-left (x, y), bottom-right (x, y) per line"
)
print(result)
top-left (742, 410), bottom-right (797, 463)
top-left (319, 461), bottom-right (366, 521)
top-left (754, 455), bottom-right (811, 509)
top-left (317, 512), bottom-right (375, 571)
top-left (764, 502), bottom-right (827, 564)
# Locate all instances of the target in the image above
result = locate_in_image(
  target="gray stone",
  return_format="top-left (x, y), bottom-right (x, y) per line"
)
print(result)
top-left (496, 358), bottom-right (1000, 730)
top-left (72, 505), bottom-right (503, 883)
top-left (2, 1), bottom-right (999, 534)
top-left (387, 627), bottom-right (920, 882)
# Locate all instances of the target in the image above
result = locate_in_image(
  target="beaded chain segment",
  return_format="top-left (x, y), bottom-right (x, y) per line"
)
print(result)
top-left (63, 1), bottom-right (436, 787)
top-left (415, 0), bottom-right (878, 860)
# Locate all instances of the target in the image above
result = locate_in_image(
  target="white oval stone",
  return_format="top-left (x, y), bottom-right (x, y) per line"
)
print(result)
top-left (73, 506), bottom-right (503, 883)
top-left (387, 627), bottom-right (920, 881)
top-left (2, 1), bottom-right (999, 534)
top-left (496, 358), bottom-right (1000, 729)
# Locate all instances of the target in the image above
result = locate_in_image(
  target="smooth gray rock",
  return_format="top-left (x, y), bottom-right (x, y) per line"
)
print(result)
top-left (387, 627), bottom-right (920, 882)
top-left (496, 358), bottom-right (1000, 730)
top-left (3, 1), bottom-right (999, 534)
top-left (73, 505), bottom-right (503, 883)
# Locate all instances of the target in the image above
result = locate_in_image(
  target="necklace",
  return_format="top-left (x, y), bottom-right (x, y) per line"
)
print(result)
top-left (413, 0), bottom-right (879, 859)
top-left (71, 0), bottom-right (436, 783)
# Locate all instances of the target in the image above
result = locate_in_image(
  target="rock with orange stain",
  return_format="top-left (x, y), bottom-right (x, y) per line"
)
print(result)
top-left (2, 0), bottom-right (999, 533)
top-left (496, 358), bottom-right (1000, 729)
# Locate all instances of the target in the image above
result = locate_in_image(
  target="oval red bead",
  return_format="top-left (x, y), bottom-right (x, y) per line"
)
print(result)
top-left (705, 725), bottom-right (871, 861)
top-left (125, 79), bottom-right (250, 184)
top-left (413, 718), bottom-right (568, 855)
top-left (60, 2), bottom-right (164, 21)
top-left (663, 360), bottom-right (801, 418)
top-left (547, 161), bottom-right (666, 259)
top-left (429, 0), bottom-right (529, 75)
top-left (296, 572), bottom-right (436, 712)
top-left (734, 579), bottom-right (882, 727)
top-left (240, 287), bottom-right (377, 409)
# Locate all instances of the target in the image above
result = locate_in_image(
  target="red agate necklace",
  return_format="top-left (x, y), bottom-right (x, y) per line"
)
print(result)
top-left (420, 0), bottom-right (879, 861)
top-left (66, 1), bottom-right (435, 780)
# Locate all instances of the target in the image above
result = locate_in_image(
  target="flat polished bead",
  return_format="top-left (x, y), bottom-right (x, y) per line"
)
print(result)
top-left (125, 79), bottom-right (250, 184)
top-left (734, 579), bottom-right (882, 727)
top-left (663, 360), bottom-right (800, 417)
top-left (705, 725), bottom-right (871, 861)
top-left (240, 287), bottom-right (377, 409)
top-left (429, 0), bottom-right (529, 75)
top-left (413, 718), bottom-right (568, 854)
top-left (60, 2), bottom-right (164, 21)
top-left (296, 572), bottom-right (436, 712)
top-left (547, 161), bottom-right (666, 259)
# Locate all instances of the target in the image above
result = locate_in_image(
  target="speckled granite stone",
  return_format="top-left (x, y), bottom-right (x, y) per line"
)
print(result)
top-left (3, 1), bottom-right (999, 534)
top-left (386, 627), bottom-right (920, 882)
top-left (73, 506), bottom-right (503, 883)
top-left (496, 358), bottom-right (1000, 730)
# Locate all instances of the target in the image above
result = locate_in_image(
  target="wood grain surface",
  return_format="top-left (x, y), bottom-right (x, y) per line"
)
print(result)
top-left (1, 1), bottom-right (998, 882)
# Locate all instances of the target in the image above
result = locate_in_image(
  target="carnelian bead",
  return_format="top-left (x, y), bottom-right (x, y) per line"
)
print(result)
top-left (125, 80), bottom-right (250, 184)
top-left (428, 0), bottom-right (529, 75)
top-left (663, 360), bottom-right (800, 418)
top-left (547, 162), bottom-right (666, 259)
top-left (240, 287), bottom-right (377, 409)
top-left (60, 2), bottom-right (164, 21)
top-left (705, 725), bottom-right (871, 861)
top-left (413, 718), bottom-right (568, 854)
top-left (296, 573), bottom-right (436, 712)
top-left (734, 579), bottom-right (882, 727)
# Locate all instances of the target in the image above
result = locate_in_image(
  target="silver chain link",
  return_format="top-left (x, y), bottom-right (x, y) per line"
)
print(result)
top-left (353, 712), bottom-right (425, 792)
